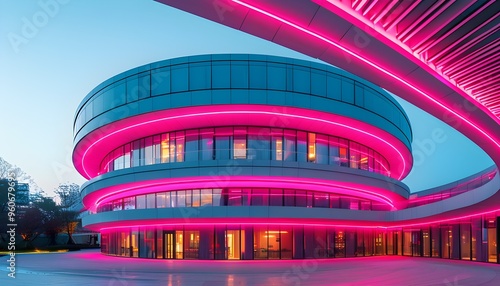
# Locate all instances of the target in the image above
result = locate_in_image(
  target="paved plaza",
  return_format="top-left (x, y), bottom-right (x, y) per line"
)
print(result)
top-left (1, 249), bottom-right (500, 285)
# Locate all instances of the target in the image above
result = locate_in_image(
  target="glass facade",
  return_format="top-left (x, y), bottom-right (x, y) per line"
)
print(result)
top-left (74, 56), bottom-right (411, 147)
top-left (100, 215), bottom-right (500, 262)
top-left (96, 187), bottom-right (392, 213)
top-left (100, 126), bottom-right (391, 177)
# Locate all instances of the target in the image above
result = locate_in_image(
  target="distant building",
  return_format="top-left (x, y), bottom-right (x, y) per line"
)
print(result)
top-left (0, 179), bottom-right (30, 216)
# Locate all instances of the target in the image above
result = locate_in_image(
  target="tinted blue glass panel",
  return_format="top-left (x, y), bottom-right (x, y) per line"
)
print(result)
top-left (293, 67), bottom-right (310, 93)
top-left (138, 74), bottom-right (150, 99)
top-left (341, 79), bottom-right (354, 104)
top-left (354, 84), bottom-right (364, 107)
top-left (326, 75), bottom-right (341, 100)
top-left (185, 130), bottom-right (198, 162)
top-left (190, 63), bottom-right (211, 90)
top-left (230, 61), bottom-right (248, 88)
top-left (151, 68), bottom-right (170, 96)
top-left (126, 76), bottom-right (139, 102)
top-left (212, 61), bottom-right (230, 88)
top-left (114, 82), bottom-right (126, 106)
top-left (311, 70), bottom-right (327, 96)
top-left (267, 64), bottom-right (286, 90)
top-left (93, 93), bottom-right (104, 115)
top-left (171, 65), bottom-right (188, 92)
top-left (249, 62), bottom-right (266, 88)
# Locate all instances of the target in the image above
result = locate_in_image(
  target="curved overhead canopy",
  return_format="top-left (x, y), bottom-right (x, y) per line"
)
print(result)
top-left (156, 0), bottom-right (500, 170)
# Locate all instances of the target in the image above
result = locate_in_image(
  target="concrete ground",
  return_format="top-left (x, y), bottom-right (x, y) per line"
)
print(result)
top-left (1, 249), bottom-right (500, 285)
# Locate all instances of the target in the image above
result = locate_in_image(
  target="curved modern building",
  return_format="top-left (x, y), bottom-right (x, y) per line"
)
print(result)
top-left (74, 54), bottom-right (499, 262)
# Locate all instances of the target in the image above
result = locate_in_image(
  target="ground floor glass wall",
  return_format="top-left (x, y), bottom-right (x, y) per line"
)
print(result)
top-left (100, 216), bottom-right (499, 263)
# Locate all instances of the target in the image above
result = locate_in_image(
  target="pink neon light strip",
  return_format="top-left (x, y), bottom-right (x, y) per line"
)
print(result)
top-left (91, 176), bottom-right (396, 209)
top-left (95, 207), bottom-right (500, 231)
top-left (231, 0), bottom-right (500, 150)
top-left (81, 110), bottom-right (407, 180)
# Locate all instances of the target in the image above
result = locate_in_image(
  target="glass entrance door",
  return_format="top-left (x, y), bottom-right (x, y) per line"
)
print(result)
top-left (227, 230), bottom-right (241, 260)
top-left (164, 231), bottom-right (175, 259)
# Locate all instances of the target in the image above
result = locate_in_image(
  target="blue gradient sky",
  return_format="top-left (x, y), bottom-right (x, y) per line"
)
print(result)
top-left (0, 0), bottom-right (493, 198)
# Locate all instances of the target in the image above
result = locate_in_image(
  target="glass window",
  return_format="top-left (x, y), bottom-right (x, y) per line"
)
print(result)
top-left (329, 136), bottom-right (340, 166)
top-left (248, 127), bottom-right (270, 160)
top-left (177, 191), bottom-right (186, 207)
top-left (338, 139), bottom-right (349, 167)
top-left (201, 189), bottom-right (212, 206)
top-left (359, 145), bottom-right (369, 170)
top-left (330, 195), bottom-right (340, 208)
top-left (350, 142), bottom-right (360, 169)
top-left (131, 139), bottom-right (144, 167)
top-left (242, 189), bottom-right (251, 206)
top-left (269, 189), bottom-right (283, 206)
top-left (156, 192), bottom-right (167, 208)
top-left (233, 128), bottom-right (246, 159)
top-left (190, 63), bottom-right (211, 90)
top-left (144, 137), bottom-right (153, 165)
top-left (124, 197), bottom-right (135, 210)
top-left (151, 68), bottom-right (170, 96)
top-left (124, 144), bottom-right (131, 168)
top-left (311, 70), bottom-right (327, 96)
top-left (228, 189), bottom-right (242, 206)
top-left (113, 147), bottom-right (124, 170)
top-left (271, 129), bottom-right (283, 161)
top-left (293, 67), bottom-right (310, 93)
top-left (254, 226), bottom-right (268, 259)
top-left (175, 131), bottom-right (185, 162)
top-left (284, 190), bottom-right (295, 206)
top-left (283, 130), bottom-right (296, 162)
top-left (212, 61), bottom-right (230, 88)
top-left (215, 127), bottom-right (231, 160)
top-left (313, 193), bottom-right (329, 208)
top-left (192, 189), bottom-right (200, 207)
top-left (268, 64), bottom-right (286, 90)
top-left (297, 131), bottom-right (307, 162)
top-left (171, 65), bottom-right (188, 92)
top-left (184, 230), bottom-right (200, 259)
top-left (295, 191), bottom-right (307, 207)
top-left (138, 74), bottom-right (150, 99)
top-left (200, 128), bottom-right (214, 161)
top-left (168, 192), bottom-right (175, 208)
top-left (307, 133), bottom-right (316, 162)
top-left (185, 130), bottom-right (199, 162)
top-left (249, 62), bottom-right (266, 88)
top-left (185, 190), bottom-right (192, 207)
top-left (161, 133), bottom-right (171, 163)
top-left (153, 135), bottom-right (161, 164)
top-left (136, 195), bottom-right (146, 209)
top-left (251, 189), bottom-right (269, 206)
top-left (316, 134), bottom-right (328, 164)
top-left (360, 200), bottom-right (371, 210)
top-left (126, 76), bottom-right (139, 103)
top-left (93, 93), bottom-right (104, 115)
top-left (212, 189), bottom-right (222, 206)
top-left (146, 194), bottom-right (155, 209)
top-left (112, 199), bottom-right (123, 211)
top-left (230, 61), bottom-right (248, 88)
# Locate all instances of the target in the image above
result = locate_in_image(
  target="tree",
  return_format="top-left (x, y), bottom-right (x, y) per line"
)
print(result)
top-left (54, 183), bottom-right (80, 208)
top-left (60, 210), bottom-right (80, 245)
top-left (55, 183), bottom-right (82, 244)
top-left (35, 197), bottom-right (62, 246)
top-left (0, 156), bottom-right (43, 195)
top-left (18, 207), bottom-right (44, 249)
